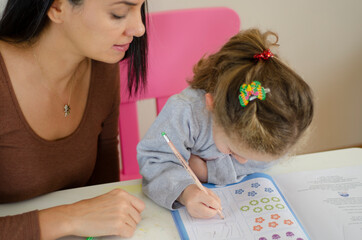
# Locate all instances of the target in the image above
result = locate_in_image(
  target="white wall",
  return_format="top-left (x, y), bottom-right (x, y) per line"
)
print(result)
top-left (137, 0), bottom-right (362, 154)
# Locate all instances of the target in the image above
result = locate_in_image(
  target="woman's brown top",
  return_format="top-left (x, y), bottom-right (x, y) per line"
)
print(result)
top-left (0, 53), bottom-right (121, 239)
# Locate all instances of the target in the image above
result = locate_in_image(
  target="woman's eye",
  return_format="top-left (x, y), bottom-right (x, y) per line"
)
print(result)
top-left (112, 13), bottom-right (125, 19)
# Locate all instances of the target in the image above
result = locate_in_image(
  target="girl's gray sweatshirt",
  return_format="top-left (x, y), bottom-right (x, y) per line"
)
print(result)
top-left (137, 87), bottom-right (273, 210)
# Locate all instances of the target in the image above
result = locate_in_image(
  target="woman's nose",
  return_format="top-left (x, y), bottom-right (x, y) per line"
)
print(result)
top-left (125, 9), bottom-right (145, 37)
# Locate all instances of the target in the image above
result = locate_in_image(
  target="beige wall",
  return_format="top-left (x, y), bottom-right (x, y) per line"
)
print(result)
top-left (137, 0), bottom-right (362, 154)
top-left (1, 0), bottom-right (360, 154)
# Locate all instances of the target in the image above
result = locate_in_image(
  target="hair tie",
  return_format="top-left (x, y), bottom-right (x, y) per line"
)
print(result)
top-left (254, 49), bottom-right (274, 60)
top-left (239, 81), bottom-right (270, 107)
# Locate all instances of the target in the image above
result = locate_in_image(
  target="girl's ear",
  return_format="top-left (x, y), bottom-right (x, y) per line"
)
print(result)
top-left (47, 0), bottom-right (66, 24)
top-left (205, 93), bottom-right (214, 111)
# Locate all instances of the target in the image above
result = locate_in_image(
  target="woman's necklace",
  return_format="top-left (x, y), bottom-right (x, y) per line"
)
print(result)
top-left (33, 52), bottom-right (78, 118)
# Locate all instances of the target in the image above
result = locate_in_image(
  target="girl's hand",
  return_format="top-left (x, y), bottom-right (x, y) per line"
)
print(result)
top-left (39, 188), bottom-right (145, 239)
top-left (177, 184), bottom-right (221, 219)
top-left (188, 154), bottom-right (208, 182)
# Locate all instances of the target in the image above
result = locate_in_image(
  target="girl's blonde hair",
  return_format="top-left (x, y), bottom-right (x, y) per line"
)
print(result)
top-left (189, 28), bottom-right (314, 156)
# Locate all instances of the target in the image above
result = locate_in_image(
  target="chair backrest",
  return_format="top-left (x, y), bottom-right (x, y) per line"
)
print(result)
top-left (119, 7), bottom-right (241, 180)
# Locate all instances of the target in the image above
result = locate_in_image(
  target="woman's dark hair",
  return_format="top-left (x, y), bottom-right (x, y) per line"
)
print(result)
top-left (0, 0), bottom-right (148, 95)
top-left (124, 1), bottom-right (148, 95)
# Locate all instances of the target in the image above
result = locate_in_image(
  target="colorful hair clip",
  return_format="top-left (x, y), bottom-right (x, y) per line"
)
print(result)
top-left (239, 81), bottom-right (270, 107)
top-left (254, 49), bottom-right (274, 60)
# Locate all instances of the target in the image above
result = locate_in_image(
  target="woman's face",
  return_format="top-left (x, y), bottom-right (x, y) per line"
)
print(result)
top-left (61, 0), bottom-right (145, 63)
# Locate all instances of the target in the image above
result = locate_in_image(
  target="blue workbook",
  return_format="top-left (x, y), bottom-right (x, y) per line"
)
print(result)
top-left (171, 173), bottom-right (310, 240)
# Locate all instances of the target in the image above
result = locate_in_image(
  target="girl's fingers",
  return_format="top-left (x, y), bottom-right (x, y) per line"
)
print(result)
top-left (206, 189), bottom-right (222, 205)
top-left (200, 191), bottom-right (222, 211)
top-left (182, 184), bottom-right (223, 219)
top-left (200, 203), bottom-right (219, 218)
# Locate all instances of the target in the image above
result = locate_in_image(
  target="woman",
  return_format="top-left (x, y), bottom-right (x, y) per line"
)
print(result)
top-left (0, 0), bottom-right (148, 239)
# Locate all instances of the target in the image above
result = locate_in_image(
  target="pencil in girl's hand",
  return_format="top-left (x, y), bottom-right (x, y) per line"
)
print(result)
top-left (161, 132), bottom-right (225, 219)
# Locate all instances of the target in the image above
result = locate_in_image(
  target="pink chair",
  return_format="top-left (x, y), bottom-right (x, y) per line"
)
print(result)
top-left (119, 7), bottom-right (241, 180)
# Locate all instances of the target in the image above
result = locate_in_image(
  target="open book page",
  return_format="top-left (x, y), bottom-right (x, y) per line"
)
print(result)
top-left (273, 165), bottom-right (362, 240)
top-left (172, 173), bottom-right (310, 240)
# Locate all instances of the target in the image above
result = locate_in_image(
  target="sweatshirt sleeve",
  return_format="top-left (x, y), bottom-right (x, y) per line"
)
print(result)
top-left (0, 210), bottom-right (40, 240)
top-left (137, 95), bottom-right (199, 210)
top-left (207, 156), bottom-right (277, 185)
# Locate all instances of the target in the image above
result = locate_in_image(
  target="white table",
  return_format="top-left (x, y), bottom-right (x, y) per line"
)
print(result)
top-left (1, 148), bottom-right (361, 239)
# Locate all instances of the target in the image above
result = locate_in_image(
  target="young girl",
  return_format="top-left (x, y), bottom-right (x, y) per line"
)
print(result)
top-left (137, 28), bottom-right (314, 219)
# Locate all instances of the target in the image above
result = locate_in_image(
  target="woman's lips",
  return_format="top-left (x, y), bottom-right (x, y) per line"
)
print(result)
top-left (112, 43), bottom-right (130, 52)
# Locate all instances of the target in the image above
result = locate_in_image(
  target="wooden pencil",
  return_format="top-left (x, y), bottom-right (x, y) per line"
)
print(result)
top-left (162, 132), bottom-right (224, 219)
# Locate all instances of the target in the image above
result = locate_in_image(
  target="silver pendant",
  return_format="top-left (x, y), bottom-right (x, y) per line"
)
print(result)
top-left (64, 104), bottom-right (71, 117)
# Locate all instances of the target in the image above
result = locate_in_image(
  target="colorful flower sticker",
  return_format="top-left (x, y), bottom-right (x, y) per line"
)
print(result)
top-left (253, 207), bottom-right (263, 213)
top-left (275, 204), bottom-right (285, 209)
top-left (251, 182), bottom-right (261, 188)
top-left (284, 219), bottom-right (294, 225)
top-left (272, 234), bottom-right (281, 239)
top-left (248, 191), bottom-right (257, 197)
top-left (265, 187), bottom-right (274, 193)
top-left (271, 214), bottom-right (280, 220)
top-left (241, 206), bottom-right (250, 211)
top-left (268, 222), bottom-right (278, 228)
top-left (255, 217), bottom-right (265, 223)
top-left (265, 205), bottom-right (274, 210)
top-left (235, 189), bottom-right (244, 194)
top-left (271, 197), bottom-right (280, 202)
top-left (253, 225), bottom-right (263, 231)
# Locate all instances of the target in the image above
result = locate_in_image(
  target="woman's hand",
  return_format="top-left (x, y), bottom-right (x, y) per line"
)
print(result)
top-left (39, 188), bottom-right (145, 239)
top-left (188, 154), bottom-right (208, 182)
top-left (177, 184), bottom-right (221, 219)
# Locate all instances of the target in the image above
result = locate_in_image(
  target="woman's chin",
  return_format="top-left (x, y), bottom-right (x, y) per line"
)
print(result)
top-left (99, 56), bottom-right (126, 64)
